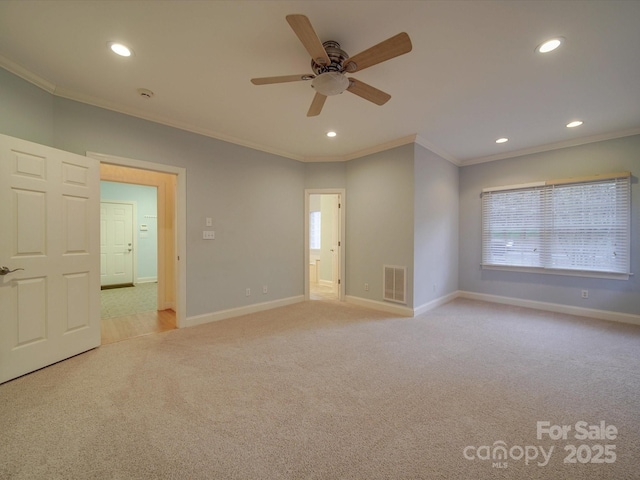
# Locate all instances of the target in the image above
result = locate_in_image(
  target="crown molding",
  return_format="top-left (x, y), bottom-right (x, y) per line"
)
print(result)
top-left (4, 59), bottom-right (637, 168)
top-left (52, 86), bottom-right (306, 162)
top-left (0, 58), bottom-right (305, 161)
top-left (414, 135), bottom-right (461, 166)
top-left (0, 55), bottom-right (56, 94)
top-left (303, 134), bottom-right (418, 163)
top-left (0, 61), bottom-right (450, 166)
top-left (461, 127), bottom-right (640, 166)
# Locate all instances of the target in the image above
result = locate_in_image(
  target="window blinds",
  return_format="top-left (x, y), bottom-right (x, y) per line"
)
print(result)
top-left (481, 172), bottom-right (631, 276)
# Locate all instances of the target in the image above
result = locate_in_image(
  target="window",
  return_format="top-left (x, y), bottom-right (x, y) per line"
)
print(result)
top-left (481, 172), bottom-right (631, 278)
top-left (309, 211), bottom-right (321, 249)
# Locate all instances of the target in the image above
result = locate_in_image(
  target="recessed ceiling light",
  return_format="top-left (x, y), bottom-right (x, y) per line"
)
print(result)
top-left (108, 42), bottom-right (133, 57)
top-left (326, 131), bottom-right (337, 137)
top-left (496, 138), bottom-right (509, 144)
top-left (566, 120), bottom-right (583, 128)
top-left (536, 37), bottom-right (564, 54)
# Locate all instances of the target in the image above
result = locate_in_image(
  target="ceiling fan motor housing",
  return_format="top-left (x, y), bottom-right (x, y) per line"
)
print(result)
top-left (311, 41), bottom-right (349, 74)
top-left (310, 41), bottom-right (352, 96)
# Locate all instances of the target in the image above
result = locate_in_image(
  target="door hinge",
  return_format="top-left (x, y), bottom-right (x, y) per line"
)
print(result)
top-left (338, 203), bottom-right (341, 208)
top-left (338, 279), bottom-right (341, 285)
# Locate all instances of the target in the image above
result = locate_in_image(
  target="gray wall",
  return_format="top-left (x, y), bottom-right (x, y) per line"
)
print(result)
top-left (459, 135), bottom-right (640, 315)
top-left (345, 144), bottom-right (415, 306)
top-left (1, 69), bottom-right (305, 318)
top-left (3, 66), bottom-right (637, 317)
top-left (304, 162), bottom-right (346, 189)
top-left (413, 144), bottom-right (459, 307)
top-left (0, 68), bottom-right (53, 145)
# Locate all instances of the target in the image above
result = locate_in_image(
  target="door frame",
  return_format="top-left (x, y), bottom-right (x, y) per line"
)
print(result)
top-left (304, 189), bottom-right (345, 301)
top-left (100, 200), bottom-right (137, 286)
top-left (87, 152), bottom-right (186, 328)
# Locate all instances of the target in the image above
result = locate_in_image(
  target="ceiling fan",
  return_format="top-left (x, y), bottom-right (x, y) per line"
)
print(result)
top-left (251, 14), bottom-right (412, 117)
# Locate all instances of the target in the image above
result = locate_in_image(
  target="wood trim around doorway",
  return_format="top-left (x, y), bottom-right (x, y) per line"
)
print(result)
top-left (99, 163), bottom-right (176, 311)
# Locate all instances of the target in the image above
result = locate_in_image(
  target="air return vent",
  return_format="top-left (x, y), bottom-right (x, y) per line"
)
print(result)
top-left (383, 265), bottom-right (406, 304)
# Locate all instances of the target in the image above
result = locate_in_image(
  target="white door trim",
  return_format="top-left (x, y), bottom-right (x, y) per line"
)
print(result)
top-left (304, 189), bottom-right (346, 301)
top-left (87, 152), bottom-right (186, 328)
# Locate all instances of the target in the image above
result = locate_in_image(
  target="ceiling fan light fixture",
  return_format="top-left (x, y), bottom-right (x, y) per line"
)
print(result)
top-left (311, 72), bottom-right (350, 96)
top-left (566, 120), bottom-right (583, 128)
top-left (326, 131), bottom-right (337, 137)
top-left (496, 137), bottom-right (509, 144)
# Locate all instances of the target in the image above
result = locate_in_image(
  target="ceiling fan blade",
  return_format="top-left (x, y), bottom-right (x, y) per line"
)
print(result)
top-left (251, 74), bottom-right (314, 85)
top-left (286, 14), bottom-right (331, 66)
top-left (346, 78), bottom-right (391, 105)
top-left (307, 92), bottom-right (327, 117)
top-left (343, 32), bottom-right (412, 73)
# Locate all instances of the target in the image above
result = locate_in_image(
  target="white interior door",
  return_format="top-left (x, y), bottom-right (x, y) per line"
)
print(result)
top-left (0, 134), bottom-right (100, 384)
top-left (305, 189), bottom-right (345, 301)
top-left (100, 202), bottom-right (134, 286)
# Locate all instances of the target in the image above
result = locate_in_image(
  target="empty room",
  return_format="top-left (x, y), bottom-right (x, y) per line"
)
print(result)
top-left (0, 1), bottom-right (639, 479)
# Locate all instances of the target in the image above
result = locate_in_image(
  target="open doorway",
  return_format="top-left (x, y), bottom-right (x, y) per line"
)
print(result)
top-left (305, 189), bottom-right (345, 301)
top-left (94, 157), bottom-right (184, 344)
top-left (99, 182), bottom-right (165, 343)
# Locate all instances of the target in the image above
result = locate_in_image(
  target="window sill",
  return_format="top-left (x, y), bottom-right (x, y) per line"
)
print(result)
top-left (481, 264), bottom-right (631, 281)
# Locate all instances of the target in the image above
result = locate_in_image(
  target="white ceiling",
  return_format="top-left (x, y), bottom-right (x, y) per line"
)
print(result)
top-left (1, 0), bottom-right (639, 165)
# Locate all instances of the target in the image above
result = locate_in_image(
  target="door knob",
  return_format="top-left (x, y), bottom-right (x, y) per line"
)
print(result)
top-left (0, 266), bottom-right (24, 276)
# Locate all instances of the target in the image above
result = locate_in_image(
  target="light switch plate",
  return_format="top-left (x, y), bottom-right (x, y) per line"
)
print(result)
top-left (203, 230), bottom-right (215, 240)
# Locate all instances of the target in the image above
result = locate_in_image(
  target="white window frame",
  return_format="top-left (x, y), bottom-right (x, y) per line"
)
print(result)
top-left (481, 172), bottom-right (631, 280)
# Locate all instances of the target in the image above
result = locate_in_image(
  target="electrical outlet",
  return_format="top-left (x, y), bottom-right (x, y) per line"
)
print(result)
top-left (246, 288), bottom-right (251, 297)
top-left (263, 285), bottom-right (268, 294)
top-left (364, 283), bottom-right (369, 291)
top-left (581, 290), bottom-right (589, 299)
top-left (202, 230), bottom-right (215, 240)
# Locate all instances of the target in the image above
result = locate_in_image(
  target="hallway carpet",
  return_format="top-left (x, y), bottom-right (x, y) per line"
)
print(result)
top-left (100, 282), bottom-right (157, 319)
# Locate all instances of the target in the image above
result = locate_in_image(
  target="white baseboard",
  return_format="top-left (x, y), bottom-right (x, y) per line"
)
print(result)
top-left (183, 290), bottom-right (639, 329)
top-left (414, 291), bottom-right (459, 316)
top-left (457, 291), bottom-right (640, 326)
top-left (136, 277), bottom-right (158, 284)
top-left (345, 295), bottom-right (414, 317)
top-left (184, 295), bottom-right (305, 328)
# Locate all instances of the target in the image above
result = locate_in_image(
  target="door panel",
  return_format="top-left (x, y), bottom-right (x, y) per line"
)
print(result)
top-left (15, 277), bottom-right (47, 346)
top-left (15, 188), bottom-right (46, 255)
top-left (0, 134), bottom-right (100, 384)
top-left (64, 195), bottom-right (90, 253)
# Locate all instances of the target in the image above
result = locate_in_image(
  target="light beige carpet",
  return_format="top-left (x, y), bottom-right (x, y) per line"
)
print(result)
top-left (1, 298), bottom-right (639, 479)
